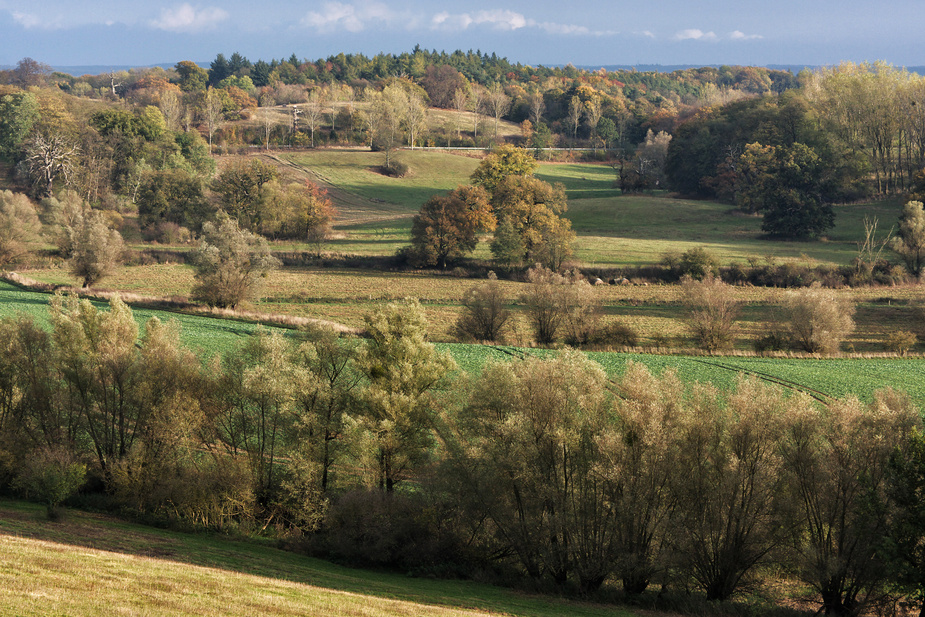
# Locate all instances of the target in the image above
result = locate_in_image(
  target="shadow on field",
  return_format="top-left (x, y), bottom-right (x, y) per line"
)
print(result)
top-left (0, 500), bottom-right (624, 617)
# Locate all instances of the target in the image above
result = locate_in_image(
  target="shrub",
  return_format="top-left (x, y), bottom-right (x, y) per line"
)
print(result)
top-left (454, 275), bottom-right (510, 342)
top-left (69, 209), bottom-right (124, 288)
top-left (381, 160), bottom-right (408, 178)
top-left (887, 330), bottom-right (918, 356)
top-left (0, 190), bottom-right (41, 268)
top-left (190, 215), bottom-right (280, 309)
top-left (680, 274), bottom-right (740, 351)
top-left (312, 489), bottom-right (471, 574)
top-left (754, 330), bottom-right (790, 353)
top-left (520, 265), bottom-right (601, 346)
top-left (782, 283), bottom-right (855, 354)
top-left (587, 321), bottom-right (639, 348)
top-left (662, 246), bottom-right (718, 280)
top-left (15, 446), bottom-right (86, 519)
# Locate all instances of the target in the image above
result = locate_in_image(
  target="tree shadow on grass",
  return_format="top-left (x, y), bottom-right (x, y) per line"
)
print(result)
top-left (0, 499), bottom-right (624, 617)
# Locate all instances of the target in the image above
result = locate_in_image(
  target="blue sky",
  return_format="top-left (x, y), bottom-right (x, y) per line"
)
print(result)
top-left (0, 0), bottom-right (921, 69)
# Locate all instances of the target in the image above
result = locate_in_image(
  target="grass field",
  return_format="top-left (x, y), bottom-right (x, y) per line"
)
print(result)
top-left (248, 149), bottom-right (907, 268)
top-left (0, 499), bottom-right (633, 617)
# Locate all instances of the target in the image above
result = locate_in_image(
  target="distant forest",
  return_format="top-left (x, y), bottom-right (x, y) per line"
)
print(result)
top-left (2, 47), bottom-right (925, 239)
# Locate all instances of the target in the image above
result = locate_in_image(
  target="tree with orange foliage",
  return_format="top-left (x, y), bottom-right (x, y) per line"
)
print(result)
top-left (409, 185), bottom-right (494, 268)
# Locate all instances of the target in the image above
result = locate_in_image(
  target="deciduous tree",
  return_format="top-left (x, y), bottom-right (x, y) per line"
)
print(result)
top-left (470, 144), bottom-right (538, 194)
top-left (354, 299), bottom-right (456, 492)
top-left (68, 209), bottom-right (124, 288)
top-left (892, 200), bottom-right (925, 278)
top-left (0, 191), bottom-right (41, 268)
top-left (190, 215), bottom-right (280, 309)
top-left (409, 185), bottom-right (493, 268)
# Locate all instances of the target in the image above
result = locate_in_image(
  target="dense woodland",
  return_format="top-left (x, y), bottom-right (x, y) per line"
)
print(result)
top-left (5, 49), bottom-right (925, 616)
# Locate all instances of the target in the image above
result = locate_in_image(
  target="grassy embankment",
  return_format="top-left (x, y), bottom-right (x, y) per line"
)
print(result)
top-left (0, 499), bottom-right (630, 617)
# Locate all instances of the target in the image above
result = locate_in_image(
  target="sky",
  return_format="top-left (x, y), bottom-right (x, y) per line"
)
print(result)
top-left (0, 0), bottom-right (922, 70)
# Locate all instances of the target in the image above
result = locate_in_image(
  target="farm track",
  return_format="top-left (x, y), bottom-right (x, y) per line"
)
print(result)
top-left (264, 153), bottom-right (415, 226)
top-left (485, 345), bottom-right (835, 404)
top-left (688, 357), bottom-right (834, 404)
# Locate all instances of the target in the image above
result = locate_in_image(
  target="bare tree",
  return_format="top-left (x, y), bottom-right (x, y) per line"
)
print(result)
top-left (25, 133), bottom-right (79, 197)
top-left (452, 88), bottom-right (469, 138)
top-left (12, 57), bottom-right (50, 88)
top-left (528, 89), bottom-right (545, 127)
top-left (454, 274), bottom-right (510, 342)
top-left (584, 95), bottom-right (603, 147)
top-left (201, 86), bottom-right (223, 152)
top-left (469, 85), bottom-right (486, 140)
top-left (304, 89), bottom-right (326, 148)
top-left (158, 89), bottom-right (183, 132)
top-left (782, 283), bottom-right (855, 354)
top-left (259, 107), bottom-right (277, 151)
top-left (680, 274), bottom-right (740, 351)
top-left (405, 91), bottom-right (427, 150)
top-left (486, 83), bottom-right (511, 143)
top-left (567, 96), bottom-right (582, 145)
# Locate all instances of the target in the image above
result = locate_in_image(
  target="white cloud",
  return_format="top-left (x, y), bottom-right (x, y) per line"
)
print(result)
top-left (730, 30), bottom-right (763, 40)
top-left (537, 21), bottom-right (590, 35)
top-left (301, 2), bottom-right (393, 33)
top-left (674, 29), bottom-right (718, 41)
top-left (639, 30), bottom-right (656, 39)
top-left (11, 11), bottom-right (72, 30)
top-left (431, 9), bottom-right (604, 35)
top-left (11, 11), bottom-right (44, 29)
top-left (151, 4), bottom-right (229, 33)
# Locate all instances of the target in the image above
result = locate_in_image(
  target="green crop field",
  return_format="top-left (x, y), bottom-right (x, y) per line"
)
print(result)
top-left (4, 280), bottom-right (922, 407)
top-left (0, 281), bottom-right (292, 359)
top-left (0, 499), bottom-right (632, 617)
top-left (437, 343), bottom-right (925, 407)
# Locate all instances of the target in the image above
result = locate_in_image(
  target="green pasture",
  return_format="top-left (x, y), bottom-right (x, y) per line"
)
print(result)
top-left (0, 499), bottom-right (631, 617)
top-left (567, 195), bottom-right (903, 267)
top-left (267, 149), bottom-right (905, 267)
top-left (279, 149), bottom-right (479, 216)
top-left (534, 161), bottom-right (623, 199)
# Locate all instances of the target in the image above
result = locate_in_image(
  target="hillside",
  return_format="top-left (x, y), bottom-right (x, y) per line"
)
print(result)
top-left (0, 500), bottom-right (630, 617)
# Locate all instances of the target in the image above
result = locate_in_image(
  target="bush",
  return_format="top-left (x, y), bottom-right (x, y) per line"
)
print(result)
top-left (680, 274), bottom-right (740, 351)
top-left (454, 274), bottom-right (510, 342)
top-left (587, 321), bottom-right (639, 348)
top-left (380, 160), bottom-right (408, 178)
top-left (662, 246), bottom-right (718, 280)
top-left (782, 282), bottom-right (855, 354)
top-left (190, 215), bottom-right (280, 309)
top-left (754, 330), bottom-right (790, 353)
top-left (887, 330), bottom-right (918, 356)
top-left (15, 446), bottom-right (86, 519)
top-left (309, 489), bottom-right (472, 575)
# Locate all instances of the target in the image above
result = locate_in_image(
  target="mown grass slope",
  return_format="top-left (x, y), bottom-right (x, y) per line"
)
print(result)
top-left (0, 500), bottom-right (632, 617)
